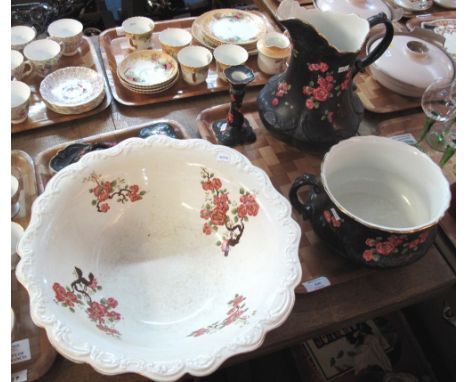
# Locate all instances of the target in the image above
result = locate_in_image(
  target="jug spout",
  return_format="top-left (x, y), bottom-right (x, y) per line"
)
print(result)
top-left (277, 0), bottom-right (370, 54)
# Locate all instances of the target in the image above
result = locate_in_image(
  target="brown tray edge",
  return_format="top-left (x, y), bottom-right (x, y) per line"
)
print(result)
top-left (11, 36), bottom-right (112, 134)
top-left (35, 119), bottom-right (191, 194)
top-left (12, 150), bottom-right (58, 381)
top-left (98, 16), bottom-right (275, 107)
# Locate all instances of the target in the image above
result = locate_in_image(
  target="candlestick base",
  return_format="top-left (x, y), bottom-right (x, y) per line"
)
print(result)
top-left (212, 119), bottom-right (256, 147)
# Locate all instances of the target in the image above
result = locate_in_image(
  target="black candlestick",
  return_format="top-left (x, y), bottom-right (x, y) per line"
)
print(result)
top-left (212, 65), bottom-right (256, 146)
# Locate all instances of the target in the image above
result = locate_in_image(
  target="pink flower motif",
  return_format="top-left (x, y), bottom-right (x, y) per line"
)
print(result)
top-left (203, 222), bottom-right (212, 235)
top-left (99, 203), bottom-right (110, 213)
top-left (272, 97), bottom-right (279, 107)
top-left (325, 75), bottom-right (334, 83)
top-left (305, 99), bottom-right (314, 109)
top-left (129, 192), bottom-right (140, 202)
top-left (365, 238), bottom-right (376, 247)
top-left (53, 282), bottom-right (67, 302)
top-left (319, 62), bottom-right (329, 72)
top-left (323, 210), bottom-right (332, 223)
top-left (276, 89), bottom-right (285, 97)
top-left (419, 232), bottom-right (429, 243)
top-left (237, 204), bottom-right (248, 219)
top-left (327, 111), bottom-right (334, 123)
top-left (200, 209), bottom-right (211, 220)
top-left (107, 310), bottom-right (121, 321)
top-left (278, 81), bottom-right (288, 92)
top-left (317, 77), bottom-right (333, 91)
top-left (308, 63), bottom-right (321, 71)
top-left (231, 295), bottom-right (246, 306)
top-left (87, 302), bottom-right (108, 323)
top-left (363, 249), bottom-right (374, 262)
top-left (303, 86), bottom-right (313, 95)
top-left (98, 190), bottom-right (109, 202)
top-left (376, 241), bottom-right (396, 256)
top-left (89, 277), bottom-right (98, 291)
top-left (129, 185), bottom-right (139, 194)
top-left (212, 178), bottom-right (222, 190)
top-left (107, 298), bottom-right (118, 309)
top-left (312, 86), bottom-right (329, 102)
top-left (191, 328), bottom-right (208, 337)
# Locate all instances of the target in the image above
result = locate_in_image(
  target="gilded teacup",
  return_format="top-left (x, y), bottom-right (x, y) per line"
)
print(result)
top-left (159, 28), bottom-right (192, 59)
top-left (23, 39), bottom-right (62, 78)
top-left (177, 46), bottom-right (213, 86)
top-left (48, 18), bottom-right (83, 56)
top-left (257, 32), bottom-right (291, 75)
top-left (213, 44), bottom-right (248, 82)
top-left (122, 16), bottom-right (154, 50)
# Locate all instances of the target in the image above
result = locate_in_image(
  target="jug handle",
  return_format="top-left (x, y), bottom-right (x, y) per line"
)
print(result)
top-left (353, 13), bottom-right (394, 77)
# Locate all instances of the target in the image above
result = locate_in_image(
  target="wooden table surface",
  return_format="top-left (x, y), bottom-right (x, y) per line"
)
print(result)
top-left (11, 32), bottom-right (455, 382)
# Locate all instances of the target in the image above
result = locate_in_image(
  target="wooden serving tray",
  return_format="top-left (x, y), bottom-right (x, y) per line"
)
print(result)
top-left (34, 120), bottom-right (191, 193)
top-left (197, 100), bottom-right (373, 294)
top-left (98, 15), bottom-right (277, 106)
top-left (377, 113), bottom-right (455, 248)
top-left (354, 69), bottom-right (421, 114)
top-left (11, 36), bottom-right (112, 134)
top-left (11, 150), bottom-right (57, 381)
top-left (406, 10), bottom-right (456, 30)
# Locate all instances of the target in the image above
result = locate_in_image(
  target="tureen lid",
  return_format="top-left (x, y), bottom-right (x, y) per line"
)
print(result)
top-left (370, 34), bottom-right (454, 90)
top-left (316, 0), bottom-right (391, 19)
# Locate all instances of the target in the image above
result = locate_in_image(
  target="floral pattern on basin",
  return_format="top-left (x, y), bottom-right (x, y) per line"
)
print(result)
top-left (188, 294), bottom-right (255, 337)
top-left (199, 168), bottom-right (259, 256)
top-left (362, 232), bottom-right (430, 263)
top-left (85, 172), bottom-right (146, 213)
top-left (53, 267), bottom-right (122, 337)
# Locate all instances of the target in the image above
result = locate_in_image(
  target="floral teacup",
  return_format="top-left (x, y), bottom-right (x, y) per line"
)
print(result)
top-left (11, 50), bottom-right (32, 80)
top-left (48, 18), bottom-right (83, 56)
top-left (23, 39), bottom-right (62, 78)
top-left (122, 17), bottom-right (154, 50)
top-left (257, 32), bottom-right (291, 75)
top-left (11, 80), bottom-right (31, 124)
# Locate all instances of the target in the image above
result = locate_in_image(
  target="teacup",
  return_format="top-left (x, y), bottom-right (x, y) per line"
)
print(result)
top-left (213, 44), bottom-right (249, 82)
top-left (257, 32), bottom-right (291, 75)
top-left (11, 25), bottom-right (37, 51)
top-left (23, 39), bottom-right (62, 77)
top-left (11, 50), bottom-right (32, 80)
top-left (159, 28), bottom-right (192, 59)
top-left (177, 46), bottom-right (213, 86)
top-left (48, 18), bottom-right (83, 56)
top-left (11, 80), bottom-right (31, 124)
top-left (289, 136), bottom-right (450, 268)
top-left (122, 16), bottom-right (155, 50)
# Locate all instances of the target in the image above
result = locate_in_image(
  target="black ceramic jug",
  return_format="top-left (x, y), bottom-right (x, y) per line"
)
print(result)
top-left (257, 0), bottom-right (393, 151)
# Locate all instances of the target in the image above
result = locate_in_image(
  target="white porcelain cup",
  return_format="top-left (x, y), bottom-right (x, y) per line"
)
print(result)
top-left (11, 80), bottom-right (31, 124)
top-left (177, 46), bottom-right (213, 85)
top-left (159, 28), bottom-right (192, 59)
top-left (11, 50), bottom-right (32, 80)
top-left (11, 222), bottom-right (24, 270)
top-left (48, 18), bottom-right (83, 56)
top-left (122, 16), bottom-right (155, 50)
top-left (213, 44), bottom-right (249, 82)
top-left (11, 25), bottom-right (37, 51)
top-left (257, 32), bottom-right (291, 75)
top-left (24, 39), bottom-right (62, 77)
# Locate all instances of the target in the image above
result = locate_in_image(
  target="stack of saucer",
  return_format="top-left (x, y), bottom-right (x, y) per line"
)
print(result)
top-left (192, 9), bottom-right (267, 54)
top-left (117, 50), bottom-right (179, 94)
top-left (40, 67), bottom-right (105, 115)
